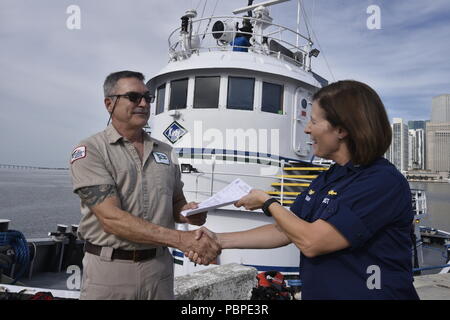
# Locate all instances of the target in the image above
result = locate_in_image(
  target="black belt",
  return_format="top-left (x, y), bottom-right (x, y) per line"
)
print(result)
top-left (84, 241), bottom-right (157, 262)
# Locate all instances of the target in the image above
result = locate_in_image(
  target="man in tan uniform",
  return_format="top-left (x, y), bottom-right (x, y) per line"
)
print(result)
top-left (70, 71), bottom-right (220, 300)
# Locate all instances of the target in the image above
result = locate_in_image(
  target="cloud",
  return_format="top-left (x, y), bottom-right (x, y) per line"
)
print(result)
top-left (0, 0), bottom-right (449, 166)
top-left (305, 0), bottom-right (450, 120)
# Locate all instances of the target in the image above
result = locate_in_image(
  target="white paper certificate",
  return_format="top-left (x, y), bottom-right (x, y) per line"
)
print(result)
top-left (180, 178), bottom-right (252, 217)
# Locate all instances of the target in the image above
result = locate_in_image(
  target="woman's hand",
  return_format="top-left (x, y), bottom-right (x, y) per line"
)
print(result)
top-left (234, 189), bottom-right (271, 210)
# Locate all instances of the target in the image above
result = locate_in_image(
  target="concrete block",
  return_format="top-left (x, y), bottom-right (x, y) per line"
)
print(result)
top-left (174, 263), bottom-right (258, 300)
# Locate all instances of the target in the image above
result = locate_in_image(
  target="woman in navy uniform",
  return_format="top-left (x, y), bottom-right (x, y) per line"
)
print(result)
top-left (188, 80), bottom-right (419, 300)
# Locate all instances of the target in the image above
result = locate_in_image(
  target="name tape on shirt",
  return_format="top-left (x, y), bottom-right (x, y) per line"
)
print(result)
top-left (71, 146), bottom-right (86, 163)
top-left (153, 152), bottom-right (170, 165)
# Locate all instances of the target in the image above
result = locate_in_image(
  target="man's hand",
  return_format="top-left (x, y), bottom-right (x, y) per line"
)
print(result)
top-left (178, 229), bottom-right (221, 265)
top-left (184, 227), bottom-right (221, 265)
top-left (177, 202), bottom-right (207, 226)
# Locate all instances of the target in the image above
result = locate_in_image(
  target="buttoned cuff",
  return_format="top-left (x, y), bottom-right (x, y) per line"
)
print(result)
top-left (323, 201), bottom-right (372, 249)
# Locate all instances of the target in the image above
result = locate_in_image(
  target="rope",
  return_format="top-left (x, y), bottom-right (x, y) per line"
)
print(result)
top-left (0, 230), bottom-right (30, 284)
top-left (299, 1), bottom-right (336, 82)
top-left (196, 0), bottom-right (208, 34)
top-left (201, 0), bottom-right (219, 40)
top-left (299, 0), bottom-right (311, 41)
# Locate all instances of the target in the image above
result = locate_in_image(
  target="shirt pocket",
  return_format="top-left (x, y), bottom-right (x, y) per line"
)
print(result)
top-left (114, 166), bottom-right (138, 198)
top-left (154, 162), bottom-right (175, 196)
top-left (313, 197), bottom-right (339, 221)
top-left (297, 196), bottom-right (316, 221)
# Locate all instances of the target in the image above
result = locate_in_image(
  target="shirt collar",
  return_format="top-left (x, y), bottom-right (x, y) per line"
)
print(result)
top-left (343, 160), bottom-right (362, 173)
top-left (105, 124), bottom-right (122, 144)
top-left (105, 124), bottom-right (158, 147)
top-left (325, 160), bottom-right (359, 182)
top-left (343, 157), bottom-right (384, 172)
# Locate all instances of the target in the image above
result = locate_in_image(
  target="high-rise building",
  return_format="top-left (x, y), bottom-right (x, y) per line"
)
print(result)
top-left (385, 143), bottom-right (391, 164)
top-left (427, 94), bottom-right (450, 173)
top-left (431, 94), bottom-right (450, 122)
top-left (408, 129), bottom-right (425, 170)
top-left (391, 118), bottom-right (409, 172)
top-left (408, 120), bottom-right (426, 130)
top-left (426, 122), bottom-right (450, 173)
top-left (408, 131), bottom-right (414, 169)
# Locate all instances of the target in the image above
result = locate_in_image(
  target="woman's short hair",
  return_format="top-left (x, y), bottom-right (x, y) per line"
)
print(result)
top-left (312, 80), bottom-right (391, 166)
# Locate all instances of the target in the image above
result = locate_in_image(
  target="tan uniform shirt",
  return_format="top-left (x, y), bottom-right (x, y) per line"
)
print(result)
top-left (70, 124), bottom-right (185, 250)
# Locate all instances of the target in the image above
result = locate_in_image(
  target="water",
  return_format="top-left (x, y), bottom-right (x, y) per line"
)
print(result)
top-left (0, 168), bottom-right (81, 238)
top-left (409, 181), bottom-right (450, 232)
top-left (408, 181), bottom-right (450, 273)
top-left (1, 169), bottom-right (449, 236)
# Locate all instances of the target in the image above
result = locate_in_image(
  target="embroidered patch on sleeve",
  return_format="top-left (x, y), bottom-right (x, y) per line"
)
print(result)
top-left (71, 146), bottom-right (86, 163)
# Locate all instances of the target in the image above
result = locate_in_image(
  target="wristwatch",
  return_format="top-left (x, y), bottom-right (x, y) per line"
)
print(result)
top-left (262, 198), bottom-right (281, 217)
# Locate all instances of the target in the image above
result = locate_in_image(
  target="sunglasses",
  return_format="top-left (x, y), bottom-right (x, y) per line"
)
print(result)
top-left (106, 91), bottom-right (154, 126)
top-left (108, 91), bottom-right (155, 104)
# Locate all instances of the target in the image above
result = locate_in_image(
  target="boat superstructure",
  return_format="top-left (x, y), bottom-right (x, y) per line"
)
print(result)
top-left (146, 0), bottom-right (327, 276)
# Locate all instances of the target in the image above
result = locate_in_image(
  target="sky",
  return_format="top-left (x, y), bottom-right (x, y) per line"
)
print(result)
top-left (0, 0), bottom-right (449, 167)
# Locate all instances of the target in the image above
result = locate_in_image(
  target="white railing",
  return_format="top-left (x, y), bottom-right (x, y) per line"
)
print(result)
top-left (411, 189), bottom-right (427, 216)
top-left (183, 157), bottom-right (316, 205)
top-left (168, 15), bottom-right (313, 70)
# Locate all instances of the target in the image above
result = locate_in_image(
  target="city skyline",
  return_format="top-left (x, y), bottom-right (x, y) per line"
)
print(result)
top-left (1, 0), bottom-right (450, 167)
top-left (387, 94), bottom-right (450, 175)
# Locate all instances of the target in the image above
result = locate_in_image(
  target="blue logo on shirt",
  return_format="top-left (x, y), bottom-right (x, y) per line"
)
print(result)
top-left (163, 121), bottom-right (187, 144)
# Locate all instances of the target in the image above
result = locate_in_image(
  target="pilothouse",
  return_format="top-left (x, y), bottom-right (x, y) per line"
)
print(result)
top-left (146, 0), bottom-right (328, 276)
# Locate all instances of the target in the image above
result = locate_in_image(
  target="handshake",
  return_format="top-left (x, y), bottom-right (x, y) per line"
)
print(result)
top-left (180, 227), bottom-right (221, 266)
top-left (178, 189), bottom-right (272, 265)
top-left (176, 201), bottom-right (222, 265)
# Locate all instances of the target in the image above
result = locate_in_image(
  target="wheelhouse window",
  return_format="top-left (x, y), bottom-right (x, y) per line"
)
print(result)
top-left (194, 76), bottom-right (220, 109)
top-left (227, 76), bottom-right (254, 111)
top-left (156, 84), bottom-right (165, 115)
top-left (169, 78), bottom-right (188, 110)
top-left (262, 82), bottom-right (283, 114)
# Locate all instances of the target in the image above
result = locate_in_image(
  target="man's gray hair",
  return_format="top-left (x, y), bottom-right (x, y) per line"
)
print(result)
top-left (103, 71), bottom-right (145, 97)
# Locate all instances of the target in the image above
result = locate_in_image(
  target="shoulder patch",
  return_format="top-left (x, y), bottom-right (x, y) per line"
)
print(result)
top-left (71, 146), bottom-right (86, 163)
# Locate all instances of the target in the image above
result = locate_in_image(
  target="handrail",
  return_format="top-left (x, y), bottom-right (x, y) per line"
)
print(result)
top-left (187, 170), bottom-right (280, 180)
top-left (187, 169), bottom-right (314, 182)
top-left (411, 189), bottom-right (427, 215)
top-left (168, 15), bottom-right (312, 69)
top-left (170, 35), bottom-right (308, 68)
top-left (169, 31), bottom-right (307, 61)
top-left (413, 264), bottom-right (450, 273)
top-left (168, 15), bottom-right (311, 46)
top-left (188, 163), bottom-right (314, 206)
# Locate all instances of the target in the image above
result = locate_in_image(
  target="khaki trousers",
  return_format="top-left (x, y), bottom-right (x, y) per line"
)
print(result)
top-left (80, 247), bottom-right (174, 300)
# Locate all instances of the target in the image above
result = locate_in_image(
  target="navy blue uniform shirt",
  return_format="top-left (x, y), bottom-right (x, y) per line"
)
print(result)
top-left (290, 157), bottom-right (419, 300)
